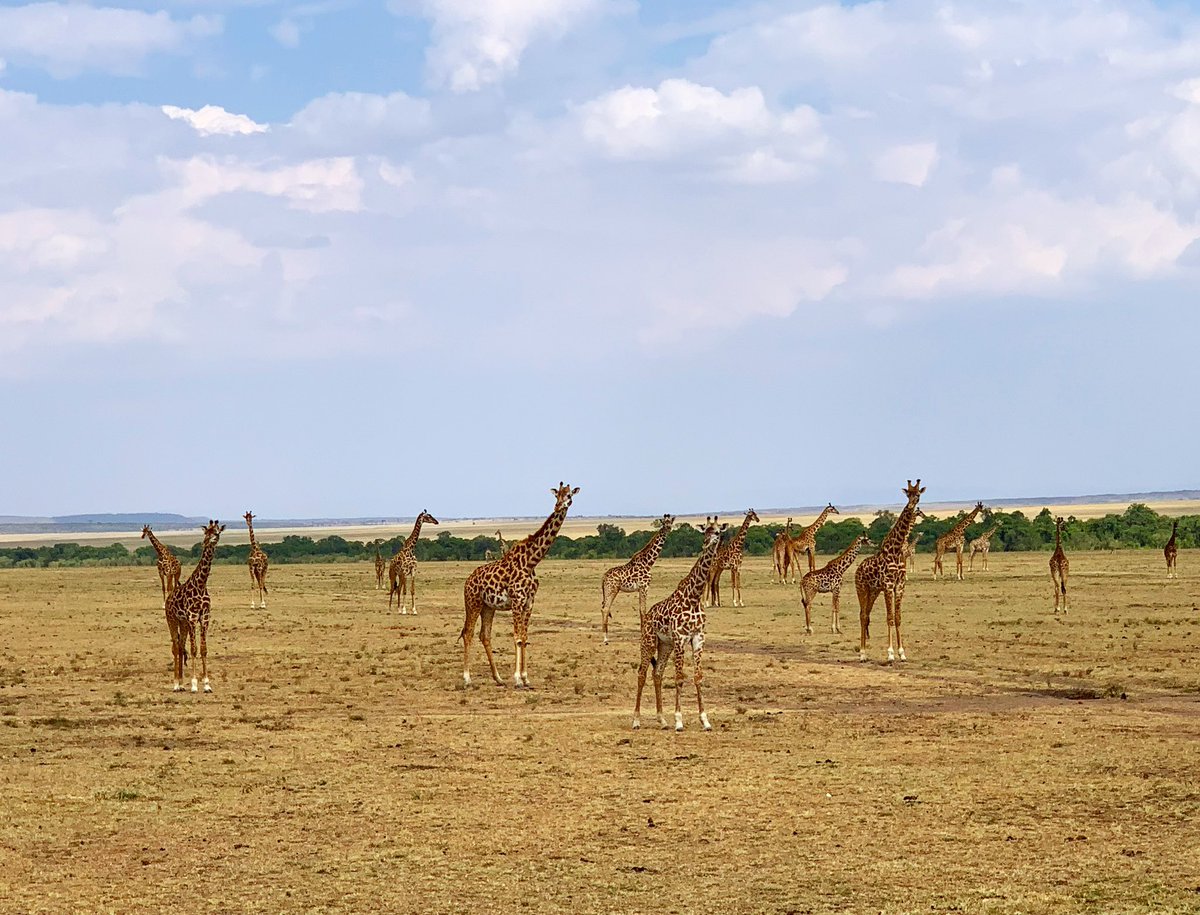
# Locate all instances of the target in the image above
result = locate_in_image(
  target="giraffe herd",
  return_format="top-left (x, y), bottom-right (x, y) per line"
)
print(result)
top-left (138, 484), bottom-right (1184, 730)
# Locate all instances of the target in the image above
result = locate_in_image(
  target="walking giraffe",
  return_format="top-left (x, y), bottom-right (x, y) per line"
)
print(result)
top-left (600, 513), bottom-right (675, 645)
top-left (785, 503), bottom-right (840, 578)
top-left (1165, 520), bottom-right (1179, 579)
top-left (968, 525), bottom-right (1000, 572)
top-left (165, 520), bottom-right (225, 693)
top-left (705, 509), bottom-right (760, 608)
top-left (388, 511), bottom-right (439, 614)
top-left (772, 518), bottom-right (793, 584)
top-left (800, 533), bottom-right (873, 635)
top-left (373, 540), bottom-right (386, 590)
top-left (461, 484), bottom-right (578, 687)
top-left (141, 525), bottom-right (181, 609)
top-left (633, 517), bottom-right (727, 731)
top-left (1050, 516), bottom-right (1069, 612)
top-left (932, 501), bottom-right (985, 581)
top-left (244, 511), bottom-right (269, 609)
top-left (855, 480), bottom-right (925, 663)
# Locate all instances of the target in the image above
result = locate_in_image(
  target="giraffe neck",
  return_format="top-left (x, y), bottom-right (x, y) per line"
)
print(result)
top-left (675, 535), bottom-right (723, 605)
top-left (247, 520), bottom-right (259, 551)
top-left (402, 517), bottom-right (426, 553)
top-left (799, 506), bottom-right (834, 540)
top-left (507, 502), bottom-right (570, 568)
top-left (185, 535), bottom-right (219, 591)
top-left (145, 530), bottom-right (169, 559)
top-left (881, 502), bottom-right (921, 555)
top-left (729, 513), bottom-right (755, 552)
top-left (1054, 525), bottom-right (1062, 551)
top-left (1168, 522), bottom-right (1178, 545)
top-left (951, 507), bottom-right (981, 537)
top-left (829, 538), bottom-right (866, 574)
top-left (631, 524), bottom-right (670, 566)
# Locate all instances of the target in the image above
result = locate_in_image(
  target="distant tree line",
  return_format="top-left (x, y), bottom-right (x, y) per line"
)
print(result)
top-left (0, 504), bottom-right (1194, 569)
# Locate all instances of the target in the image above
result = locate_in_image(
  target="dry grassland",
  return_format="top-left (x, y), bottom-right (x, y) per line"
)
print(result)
top-left (1, 550), bottom-right (1199, 914)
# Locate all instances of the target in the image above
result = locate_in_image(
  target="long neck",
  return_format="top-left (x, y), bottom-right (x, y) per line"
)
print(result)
top-left (633, 524), bottom-right (670, 564)
top-left (730, 514), bottom-right (754, 550)
top-left (953, 507), bottom-right (981, 536)
top-left (403, 517), bottom-right (425, 552)
top-left (145, 530), bottom-right (168, 557)
top-left (188, 537), bottom-right (219, 589)
top-left (831, 538), bottom-right (865, 572)
top-left (982, 526), bottom-right (998, 541)
top-left (246, 520), bottom-right (258, 550)
top-left (1168, 522), bottom-right (1178, 544)
top-left (882, 502), bottom-right (920, 553)
top-left (508, 501), bottom-right (569, 568)
top-left (1054, 524), bottom-right (1062, 550)
top-left (801, 506), bottom-right (834, 538)
top-left (676, 536), bottom-right (723, 604)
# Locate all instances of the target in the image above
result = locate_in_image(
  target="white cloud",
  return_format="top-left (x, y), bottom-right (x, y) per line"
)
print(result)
top-left (873, 142), bottom-right (939, 187)
top-left (398, 0), bottom-right (618, 92)
top-left (163, 155), bottom-right (364, 212)
top-left (0, 3), bottom-right (221, 76)
top-left (289, 91), bottom-right (431, 151)
top-left (162, 104), bottom-right (268, 137)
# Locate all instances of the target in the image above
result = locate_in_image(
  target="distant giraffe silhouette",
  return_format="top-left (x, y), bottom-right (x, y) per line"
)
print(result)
top-left (705, 509), bottom-right (760, 608)
top-left (800, 533), bottom-right (873, 635)
top-left (786, 503), bottom-right (840, 577)
top-left (854, 480), bottom-right (925, 663)
top-left (373, 540), bottom-right (386, 590)
top-left (968, 525), bottom-right (1000, 572)
top-left (600, 513), bottom-right (675, 645)
top-left (1165, 520), bottom-right (1179, 579)
top-left (244, 511), bottom-right (269, 609)
top-left (933, 501), bottom-right (985, 581)
top-left (902, 534), bottom-right (919, 573)
top-left (388, 511), bottom-right (439, 614)
top-left (141, 525), bottom-right (181, 609)
top-left (1050, 516), bottom-right (1069, 612)
top-left (772, 518), bottom-right (793, 584)
top-left (633, 517), bottom-right (727, 731)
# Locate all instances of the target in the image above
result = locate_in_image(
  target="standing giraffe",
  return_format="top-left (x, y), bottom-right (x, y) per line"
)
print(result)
top-left (388, 510), bottom-right (439, 614)
top-left (854, 480), bottom-right (925, 663)
top-left (141, 525), bottom-right (181, 609)
top-left (633, 516), bottom-right (727, 731)
top-left (968, 525), bottom-right (1000, 572)
top-left (902, 534), bottom-right (919, 573)
top-left (165, 520), bottom-right (225, 693)
top-left (243, 511), bottom-right (269, 609)
top-left (495, 530), bottom-right (508, 555)
top-left (786, 503), bottom-right (840, 578)
top-left (772, 518), bottom-right (793, 584)
top-left (1165, 520), bottom-right (1179, 579)
top-left (1050, 516), bottom-right (1069, 612)
top-left (461, 483), bottom-right (578, 687)
top-left (800, 533), bottom-right (873, 635)
top-left (932, 501), bottom-right (985, 581)
top-left (705, 509), bottom-right (760, 608)
top-left (373, 540), bottom-right (386, 590)
top-left (600, 514), bottom-right (675, 644)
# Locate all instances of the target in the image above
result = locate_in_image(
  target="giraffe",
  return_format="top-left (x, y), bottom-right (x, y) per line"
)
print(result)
top-left (1050, 516), bottom-right (1069, 612)
top-left (800, 533), bottom-right (873, 635)
top-left (1165, 520), bottom-right (1179, 579)
top-left (633, 516), bottom-right (728, 732)
top-left (388, 510), bottom-right (439, 614)
top-left (932, 501), bottom-right (985, 581)
top-left (460, 483), bottom-right (578, 687)
top-left (600, 513), bottom-right (675, 645)
top-left (704, 509), bottom-right (760, 608)
top-left (243, 511), bottom-right (269, 609)
top-left (495, 530), bottom-right (508, 555)
top-left (373, 540), bottom-right (386, 590)
top-left (165, 520), bottom-right (225, 693)
top-left (772, 518), bottom-right (793, 584)
top-left (854, 480), bottom-right (925, 663)
top-left (785, 503), bottom-right (840, 578)
top-left (968, 525), bottom-right (1000, 572)
top-left (902, 534), bottom-right (919, 574)
top-left (141, 525), bottom-right (181, 610)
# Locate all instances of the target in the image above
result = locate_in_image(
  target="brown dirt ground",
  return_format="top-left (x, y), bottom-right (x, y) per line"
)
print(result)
top-left (1, 549), bottom-right (1199, 914)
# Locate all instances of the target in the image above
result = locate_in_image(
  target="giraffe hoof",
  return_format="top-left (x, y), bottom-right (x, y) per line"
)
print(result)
top-left (632, 718), bottom-right (641, 730)
top-left (858, 652), bottom-right (868, 663)
top-left (674, 713), bottom-right (684, 732)
top-left (203, 681), bottom-right (213, 693)
top-left (172, 684), bottom-right (182, 692)
top-left (886, 648), bottom-right (896, 663)
top-left (658, 717), bottom-right (668, 729)
top-left (898, 650), bottom-right (907, 662)
top-left (190, 679), bottom-right (198, 693)
top-left (462, 673), bottom-right (471, 686)
top-left (700, 713), bottom-right (711, 731)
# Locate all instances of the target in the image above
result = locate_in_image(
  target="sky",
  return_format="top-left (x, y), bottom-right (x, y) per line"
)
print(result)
top-left (1, 0), bottom-right (1199, 521)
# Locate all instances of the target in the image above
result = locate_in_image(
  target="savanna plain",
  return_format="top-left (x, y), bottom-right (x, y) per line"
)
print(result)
top-left (1, 551), bottom-right (1199, 914)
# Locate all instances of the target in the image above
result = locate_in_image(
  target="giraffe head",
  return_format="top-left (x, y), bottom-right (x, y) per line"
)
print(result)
top-left (973, 501), bottom-right (985, 515)
top-left (206, 519), bottom-right (227, 541)
top-left (827, 503), bottom-right (839, 515)
top-left (551, 482), bottom-right (580, 511)
top-left (653, 513), bottom-right (676, 533)
top-left (856, 533), bottom-right (875, 549)
top-left (243, 511), bottom-right (255, 525)
top-left (417, 510), bottom-right (439, 527)
top-left (745, 509), bottom-right (761, 525)
top-left (1055, 516), bottom-right (1065, 531)
top-left (903, 480), bottom-right (926, 509)
top-left (140, 525), bottom-right (152, 539)
top-left (700, 516), bottom-right (728, 547)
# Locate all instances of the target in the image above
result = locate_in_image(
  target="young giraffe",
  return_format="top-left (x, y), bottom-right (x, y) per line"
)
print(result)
top-left (968, 525), bottom-right (1000, 572)
top-left (800, 533), bottom-right (873, 635)
top-left (373, 540), bottom-right (386, 590)
top-left (785, 503), bottom-right (840, 578)
top-left (704, 509), bottom-right (760, 608)
top-left (932, 501), bottom-right (985, 581)
top-left (1165, 520), bottom-right (1179, 579)
top-left (1050, 516), bottom-right (1069, 613)
top-left (600, 513), bottom-right (675, 645)
top-left (633, 516), bottom-right (728, 732)
top-left (772, 518), bottom-right (793, 584)
top-left (461, 484), bottom-right (578, 687)
top-left (388, 510), bottom-right (439, 614)
top-left (244, 511), bottom-right (269, 609)
top-left (165, 520), bottom-right (225, 693)
top-left (855, 480), bottom-right (925, 663)
top-left (141, 525), bottom-right (181, 609)
top-left (902, 534), bottom-right (919, 574)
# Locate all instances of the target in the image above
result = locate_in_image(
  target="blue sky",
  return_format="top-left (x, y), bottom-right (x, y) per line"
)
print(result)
top-left (1, 0), bottom-right (1198, 520)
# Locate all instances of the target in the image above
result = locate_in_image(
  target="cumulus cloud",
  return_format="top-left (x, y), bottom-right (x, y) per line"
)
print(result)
top-left (162, 104), bottom-right (268, 137)
top-left (0, 3), bottom-right (221, 76)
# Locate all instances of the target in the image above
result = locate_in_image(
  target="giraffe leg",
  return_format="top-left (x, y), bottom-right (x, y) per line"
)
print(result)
top-left (260, 572), bottom-right (268, 609)
top-left (691, 632), bottom-right (710, 731)
top-left (800, 580), bottom-right (814, 634)
top-left (732, 568), bottom-right (742, 608)
top-left (250, 570), bottom-right (257, 609)
top-left (652, 636), bottom-right (671, 728)
top-left (956, 546), bottom-right (964, 581)
top-left (408, 574), bottom-right (417, 615)
top-left (460, 598), bottom-right (481, 686)
top-left (894, 583), bottom-right (907, 662)
top-left (168, 618), bottom-right (183, 691)
top-left (807, 548), bottom-right (816, 574)
top-left (672, 635), bottom-right (689, 731)
top-left (633, 632), bottom-right (654, 729)
top-left (479, 607), bottom-right (504, 685)
top-left (600, 577), bottom-right (619, 645)
top-left (831, 586), bottom-right (841, 634)
top-left (187, 623), bottom-right (199, 692)
top-left (200, 621), bottom-right (212, 692)
top-left (883, 590), bottom-right (896, 663)
top-left (857, 581), bottom-right (877, 662)
top-left (511, 604), bottom-right (528, 688)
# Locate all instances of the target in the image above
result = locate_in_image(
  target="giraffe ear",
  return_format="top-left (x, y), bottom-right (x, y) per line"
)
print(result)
top-left (572, 487), bottom-right (580, 495)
